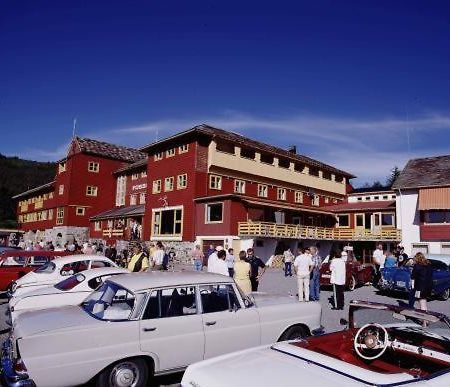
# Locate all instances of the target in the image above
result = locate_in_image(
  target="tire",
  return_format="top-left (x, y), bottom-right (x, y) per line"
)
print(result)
top-left (279, 325), bottom-right (308, 341)
top-left (348, 275), bottom-right (357, 292)
top-left (96, 358), bottom-right (149, 387)
top-left (439, 288), bottom-right (450, 301)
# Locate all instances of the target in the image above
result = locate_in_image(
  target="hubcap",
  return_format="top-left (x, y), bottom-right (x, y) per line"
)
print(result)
top-left (110, 362), bottom-right (140, 387)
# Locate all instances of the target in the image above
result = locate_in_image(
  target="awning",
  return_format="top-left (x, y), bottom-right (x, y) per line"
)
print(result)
top-left (418, 187), bottom-right (450, 210)
top-left (90, 204), bottom-right (145, 221)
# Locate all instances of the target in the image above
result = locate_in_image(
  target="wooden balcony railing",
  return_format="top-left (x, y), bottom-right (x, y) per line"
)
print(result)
top-left (102, 229), bottom-right (124, 238)
top-left (238, 222), bottom-right (401, 241)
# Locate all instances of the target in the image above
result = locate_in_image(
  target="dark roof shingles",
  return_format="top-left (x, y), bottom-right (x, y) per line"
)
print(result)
top-left (76, 137), bottom-right (145, 163)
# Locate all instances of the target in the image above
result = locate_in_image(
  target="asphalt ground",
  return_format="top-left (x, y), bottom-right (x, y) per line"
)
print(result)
top-left (0, 264), bottom-right (449, 386)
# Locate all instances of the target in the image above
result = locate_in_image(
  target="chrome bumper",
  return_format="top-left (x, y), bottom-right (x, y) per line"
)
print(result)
top-left (1, 339), bottom-right (35, 387)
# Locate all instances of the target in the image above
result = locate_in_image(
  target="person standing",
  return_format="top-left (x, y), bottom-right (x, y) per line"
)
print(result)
top-left (294, 248), bottom-right (314, 302)
top-left (246, 248), bottom-right (266, 291)
top-left (127, 244), bottom-right (149, 272)
top-left (212, 249), bottom-right (229, 276)
top-left (207, 246), bottom-right (222, 273)
top-left (283, 248), bottom-right (294, 277)
top-left (309, 246), bottom-right (322, 301)
top-left (330, 250), bottom-right (346, 310)
top-left (191, 244), bottom-right (204, 271)
top-left (234, 251), bottom-right (252, 295)
top-left (226, 248), bottom-right (235, 277)
top-left (411, 252), bottom-right (433, 311)
top-left (152, 242), bottom-right (165, 270)
top-left (372, 244), bottom-right (385, 285)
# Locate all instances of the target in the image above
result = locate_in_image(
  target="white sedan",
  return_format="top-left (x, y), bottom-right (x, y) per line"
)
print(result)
top-left (10, 254), bottom-right (118, 298)
top-left (7, 267), bottom-right (129, 324)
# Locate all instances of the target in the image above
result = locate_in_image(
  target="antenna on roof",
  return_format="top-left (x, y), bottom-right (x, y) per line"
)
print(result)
top-left (155, 128), bottom-right (159, 142)
top-left (72, 118), bottom-right (77, 138)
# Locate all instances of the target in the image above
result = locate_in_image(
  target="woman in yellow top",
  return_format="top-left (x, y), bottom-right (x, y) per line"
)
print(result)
top-left (128, 245), bottom-right (149, 272)
top-left (233, 250), bottom-right (252, 295)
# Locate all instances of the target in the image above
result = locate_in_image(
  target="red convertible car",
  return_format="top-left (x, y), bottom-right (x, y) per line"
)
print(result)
top-left (0, 250), bottom-right (70, 291)
top-left (320, 257), bottom-right (374, 291)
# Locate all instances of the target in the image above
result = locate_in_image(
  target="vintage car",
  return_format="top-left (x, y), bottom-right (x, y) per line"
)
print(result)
top-left (9, 254), bottom-right (118, 299)
top-left (1, 271), bottom-right (322, 387)
top-left (320, 257), bottom-right (374, 291)
top-left (0, 250), bottom-right (70, 292)
top-left (379, 254), bottom-right (450, 300)
top-left (181, 300), bottom-right (450, 387)
top-left (7, 267), bottom-right (129, 324)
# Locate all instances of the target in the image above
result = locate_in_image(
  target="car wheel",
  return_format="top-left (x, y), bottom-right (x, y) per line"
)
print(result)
top-left (439, 288), bottom-right (450, 301)
top-left (280, 325), bottom-right (308, 341)
top-left (97, 358), bottom-right (149, 387)
top-left (348, 275), bottom-right (357, 291)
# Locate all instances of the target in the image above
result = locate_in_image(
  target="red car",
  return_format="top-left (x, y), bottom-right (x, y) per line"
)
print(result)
top-left (0, 250), bottom-right (71, 291)
top-left (320, 258), bottom-right (374, 291)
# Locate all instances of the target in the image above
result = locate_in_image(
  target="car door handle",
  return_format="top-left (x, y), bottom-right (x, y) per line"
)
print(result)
top-left (143, 327), bottom-right (157, 332)
top-left (205, 321), bottom-right (216, 326)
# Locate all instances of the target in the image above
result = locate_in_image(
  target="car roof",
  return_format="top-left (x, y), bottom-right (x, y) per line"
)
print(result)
top-left (51, 254), bottom-right (114, 266)
top-left (77, 267), bottom-right (129, 279)
top-left (108, 271), bottom-right (232, 292)
top-left (428, 254), bottom-right (450, 266)
top-left (0, 250), bottom-right (70, 258)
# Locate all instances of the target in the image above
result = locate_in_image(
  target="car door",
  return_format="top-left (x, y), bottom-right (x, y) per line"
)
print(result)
top-left (139, 285), bottom-right (205, 372)
top-left (200, 283), bottom-right (260, 360)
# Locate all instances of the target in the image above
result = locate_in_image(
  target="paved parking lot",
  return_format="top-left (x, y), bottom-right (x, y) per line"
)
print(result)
top-left (0, 265), bottom-right (449, 386)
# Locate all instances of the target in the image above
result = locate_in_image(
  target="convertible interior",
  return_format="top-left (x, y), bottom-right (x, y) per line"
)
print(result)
top-left (293, 324), bottom-right (450, 378)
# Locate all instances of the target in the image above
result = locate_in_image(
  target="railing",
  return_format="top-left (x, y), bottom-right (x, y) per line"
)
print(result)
top-left (102, 229), bottom-right (124, 238)
top-left (238, 221), bottom-right (401, 241)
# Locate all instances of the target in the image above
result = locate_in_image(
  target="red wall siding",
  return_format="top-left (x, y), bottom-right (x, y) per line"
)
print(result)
top-left (420, 225), bottom-right (450, 241)
top-left (124, 170), bottom-right (147, 206)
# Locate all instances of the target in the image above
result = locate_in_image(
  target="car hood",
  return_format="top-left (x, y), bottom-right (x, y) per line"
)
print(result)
top-left (14, 271), bottom-right (45, 286)
top-left (251, 292), bottom-right (303, 307)
top-left (13, 305), bottom-right (98, 338)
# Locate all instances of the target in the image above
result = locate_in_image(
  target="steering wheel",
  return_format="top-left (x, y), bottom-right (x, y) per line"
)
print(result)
top-left (354, 323), bottom-right (389, 360)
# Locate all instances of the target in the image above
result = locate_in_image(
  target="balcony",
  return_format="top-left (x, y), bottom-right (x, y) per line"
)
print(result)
top-left (102, 229), bottom-right (124, 238)
top-left (238, 221), bottom-right (401, 241)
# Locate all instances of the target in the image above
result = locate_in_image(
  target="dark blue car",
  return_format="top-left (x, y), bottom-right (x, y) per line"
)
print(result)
top-left (379, 254), bottom-right (450, 300)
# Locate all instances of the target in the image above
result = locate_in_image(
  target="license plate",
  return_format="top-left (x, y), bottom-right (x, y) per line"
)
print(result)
top-left (396, 281), bottom-right (406, 288)
top-left (322, 274), bottom-right (331, 278)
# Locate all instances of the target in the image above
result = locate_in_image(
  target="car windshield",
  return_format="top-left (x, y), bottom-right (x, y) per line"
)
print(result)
top-left (35, 261), bottom-right (56, 273)
top-left (54, 273), bottom-right (86, 291)
top-left (82, 282), bottom-right (141, 321)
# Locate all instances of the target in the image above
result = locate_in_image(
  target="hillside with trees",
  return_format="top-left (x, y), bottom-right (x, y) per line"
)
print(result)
top-left (0, 154), bottom-right (55, 228)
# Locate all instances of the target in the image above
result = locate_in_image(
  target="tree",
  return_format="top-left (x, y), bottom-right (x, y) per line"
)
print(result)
top-left (386, 166), bottom-right (401, 187)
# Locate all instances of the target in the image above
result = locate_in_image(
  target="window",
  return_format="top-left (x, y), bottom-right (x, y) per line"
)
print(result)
top-left (94, 221), bottom-right (101, 231)
top-left (234, 179), bottom-right (245, 194)
top-left (383, 195), bottom-right (388, 200)
top-left (258, 184), bottom-right (268, 198)
top-left (131, 173), bottom-right (139, 180)
top-left (374, 196), bottom-right (379, 200)
top-left (179, 144), bottom-right (189, 153)
top-left (56, 207), bottom-right (64, 225)
top-left (442, 243), bottom-right (450, 255)
top-left (59, 185), bottom-right (64, 195)
top-left (294, 191), bottom-right (303, 203)
top-left (164, 177), bottom-right (174, 191)
top-left (312, 195), bottom-right (320, 206)
top-left (324, 197), bottom-right (329, 204)
top-left (355, 214), bottom-right (364, 227)
top-left (88, 161), bottom-right (99, 172)
top-left (240, 148), bottom-right (255, 160)
top-left (357, 197), bottom-right (362, 201)
top-left (86, 186), bottom-right (98, 196)
top-left (206, 203), bottom-right (223, 223)
top-left (337, 214), bottom-right (349, 227)
top-left (381, 213), bottom-right (395, 226)
top-left (412, 244), bottom-right (428, 255)
top-left (143, 286), bottom-right (197, 319)
top-left (260, 154), bottom-right (274, 164)
top-left (76, 207), bottom-right (85, 216)
top-left (49, 192), bottom-right (53, 199)
top-left (115, 175), bottom-right (127, 206)
top-left (58, 162), bottom-right (66, 173)
top-left (139, 193), bottom-right (146, 204)
top-left (177, 174), bottom-right (187, 189)
top-left (152, 207), bottom-right (183, 237)
top-left (365, 196), bottom-right (371, 201)
top-left (391, 195), bottom-right (396, 199)
top-left (200, 284), bottom-right (240, 314)
top-left (152, 179), bottom-right (162, 194)
top-left (209, 175), bottom-right (222, 190)
top-left (277, 188), bottom-right (286, 201)
top-left (216, 141), bottom-right (235, 154)
top-left (424, 210), bottom-right (450, 224)
top-left (91, 260), bottom-right (112, 269)
top-left (166, 148), bottom-right (176, 158)
top-left (154, 152), bottom-right (163, 161)
top-left (48, 209), bottom-right (53, 220)
top-left (278, 158), bottom-right (290, 169)
top-left (141, 171), bottom-right (147, 178)
top-left (130, 194), bottom-right (137, 205)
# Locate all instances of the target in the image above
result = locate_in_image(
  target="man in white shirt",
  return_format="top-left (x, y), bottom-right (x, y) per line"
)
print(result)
top-left (212, 249), bottom-right (229, 276)
top-left (283, 248), bottom-right (294, 277)
top-left (152, 242), bottom-right (165, 270)
top-left (293, 248), bottom-right (314, 302)
top-left (372, 244), bottom-right (385, 285)
top-left (207, 246), bottom-right (223, 273)
top-left (330, 250), bottom-right (346, 310)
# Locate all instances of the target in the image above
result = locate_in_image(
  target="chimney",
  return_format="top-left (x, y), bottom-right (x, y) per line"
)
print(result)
top-left (287, 145), bottom-right (297, 154)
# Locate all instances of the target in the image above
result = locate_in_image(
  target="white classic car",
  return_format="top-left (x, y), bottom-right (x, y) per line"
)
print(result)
top-left (7, 267), bottom-right (129, 324)
top-left (182, 300), bottom-right (450, 387)
top-left (9, 254), bottom-right (118, 298)
top-left (1, 271), bottom-right (322, 387)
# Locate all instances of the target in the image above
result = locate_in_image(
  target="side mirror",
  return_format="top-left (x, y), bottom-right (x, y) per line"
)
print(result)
top-left (339, 318), bottom-right (348, 326)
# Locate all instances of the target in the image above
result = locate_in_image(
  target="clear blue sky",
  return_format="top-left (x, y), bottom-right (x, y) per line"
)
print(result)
top-left (2, 0), bottom-right (450, 184)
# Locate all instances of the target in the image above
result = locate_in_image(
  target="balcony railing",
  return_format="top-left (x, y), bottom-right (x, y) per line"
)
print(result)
top-left (102, 229), bottom-right (124, 238)
top-left (238, 221), bottom-right (401, 241)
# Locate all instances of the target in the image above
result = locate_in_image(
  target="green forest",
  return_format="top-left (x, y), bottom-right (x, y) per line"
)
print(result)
top-left (0, 154), bottom-right (55, 228)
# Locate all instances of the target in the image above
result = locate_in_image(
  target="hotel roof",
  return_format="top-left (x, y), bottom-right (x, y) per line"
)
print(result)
top-left (12, 181), bottom-right (55, 200)
top-left (75, 137), bottom-right (146, 163)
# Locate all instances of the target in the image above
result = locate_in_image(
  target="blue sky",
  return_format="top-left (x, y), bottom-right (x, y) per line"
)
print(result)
top-left (1, 0), bottom-right (450, 185)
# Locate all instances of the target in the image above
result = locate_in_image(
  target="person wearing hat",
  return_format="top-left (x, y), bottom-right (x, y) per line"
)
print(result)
top-left (128, 244), bottom-right (149, 272)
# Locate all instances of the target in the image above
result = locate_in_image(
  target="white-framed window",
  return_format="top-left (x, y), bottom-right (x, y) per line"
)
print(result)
top-left (324, 197), bottom-right (329, 204)
top-left (76, 207), bottom-right (85, 216)
top-left (152, 179), bottom-right (162, 194)
top-left (412, 244), bottom-right (429, 255)
top-left (277, 188), bottom-right (286, 201)
top-left (164, 177), bottom-right (174, 192)
top-left (86, 186), bottom-right (98, 197)
top-left (41, 210), bottom-right (47, 220)
top-left (131, 173), bottom-right (139, 181)
top-left (139, 193), bottom-right (146, 204)
top-left (48, 209), bottom-right (53, 220)
top-left (130, 194), bottom-right (137, 205)
top-left (141, 171), bottom-right (147, 178)
top-left (209, 175), bottom-right (222, 190)
top-left (94, 221), bottom-right (101, 231)
top-left (56, 207), bottom-right (64, 225)
top-left (234, 179), bottom-right (245, 194)
top-left (357, 197), bottom-right (363, 201)
top-left (294, 191), bottom-right (303, 203)
top-left (166, 148), bottom-right (176, 158)
top-left (152, 206), bottom-right (183, 237)
top-left (312, 195), bottom-right (320, 206)
top-left (257, 184), bottom-right (268, 198)
top-left (205, 202), bottom-right (223, 223)
top-left (381, 213), bottom-right (395, 226)
top-left (49, 192), bottom-right (54, 199)
top-left (88, 161), bottom-right (99, 173)
top-left (336, 214), bottom-right (350, 228)
top-left (179, 144), bottom-right (189, 153)
top-left (59, 185), bottom-right (64, 195)
top-left (441, 243), bottom-right (450, 255)
top-left (58, 162), bottom-right (66, 173)
top-left (177, 174), bottom-right (188, 189)
top-left (154, 152), bottom-right (163, 161)
top-left (115, 175), bottom-right (127, 206)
